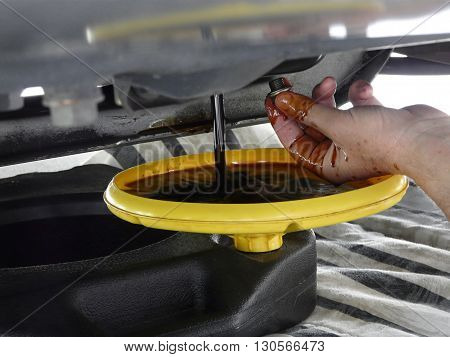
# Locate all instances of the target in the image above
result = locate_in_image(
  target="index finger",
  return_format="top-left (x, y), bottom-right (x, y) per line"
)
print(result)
top-left (274, 91), bottom-right (349, 140)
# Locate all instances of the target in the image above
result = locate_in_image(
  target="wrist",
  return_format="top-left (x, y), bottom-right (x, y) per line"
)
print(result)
top-left (395, 115), bottom-right (450, 179)
top-left (393, 115), bottom-right (450, 218)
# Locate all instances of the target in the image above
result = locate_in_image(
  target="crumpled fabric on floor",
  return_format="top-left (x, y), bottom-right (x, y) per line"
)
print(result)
top-left (283, 182), bottom-right (450, 337)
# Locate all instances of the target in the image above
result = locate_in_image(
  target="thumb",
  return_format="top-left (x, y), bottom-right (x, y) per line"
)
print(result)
top-left (274, 91), bottom-right (348, 139)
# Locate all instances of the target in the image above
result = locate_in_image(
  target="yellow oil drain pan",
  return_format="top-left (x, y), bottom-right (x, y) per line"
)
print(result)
top-left (104, 148), bottom-right (408, 253)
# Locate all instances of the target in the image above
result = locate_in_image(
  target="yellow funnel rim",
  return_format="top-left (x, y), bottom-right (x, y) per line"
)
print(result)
top-left (104, 148), bottom-right (408, 252)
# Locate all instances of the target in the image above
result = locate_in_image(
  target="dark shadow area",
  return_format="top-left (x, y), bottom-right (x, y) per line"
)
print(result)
top-left (0, 215), bottom-right (172, 268)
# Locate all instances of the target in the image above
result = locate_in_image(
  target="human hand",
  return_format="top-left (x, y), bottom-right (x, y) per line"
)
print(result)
top-left (265, 76), bottom-right (447, 183)
top-left (265, 76), bottom-right (450, 217)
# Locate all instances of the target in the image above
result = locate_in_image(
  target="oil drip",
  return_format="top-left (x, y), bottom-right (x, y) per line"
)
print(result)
top-left (211, 93), bottom-right (226, 193)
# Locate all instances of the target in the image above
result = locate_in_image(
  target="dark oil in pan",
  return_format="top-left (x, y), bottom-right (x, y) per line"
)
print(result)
top-left (123, 163), bottom-right (352, 204)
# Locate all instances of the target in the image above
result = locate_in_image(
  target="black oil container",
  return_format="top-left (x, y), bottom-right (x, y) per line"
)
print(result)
top-left (0, 165), bottom-right (316, 336)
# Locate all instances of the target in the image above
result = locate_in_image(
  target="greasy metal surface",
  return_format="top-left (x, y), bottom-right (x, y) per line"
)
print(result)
top-left (0, 50), bottom-right (368, 166)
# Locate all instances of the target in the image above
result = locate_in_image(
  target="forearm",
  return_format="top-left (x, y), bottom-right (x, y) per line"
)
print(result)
top-left (397, 117), bottom-right (450, 218)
